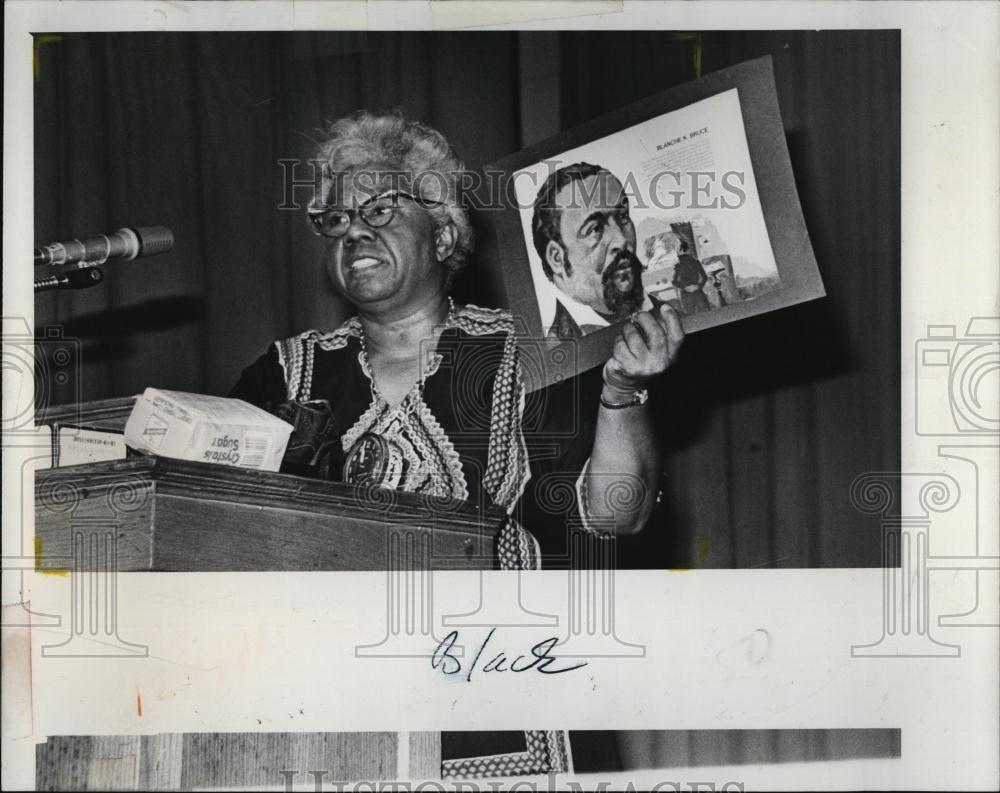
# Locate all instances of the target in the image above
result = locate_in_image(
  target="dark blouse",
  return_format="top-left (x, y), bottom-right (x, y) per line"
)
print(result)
top-left (230, 304), bottom-right (604, 568)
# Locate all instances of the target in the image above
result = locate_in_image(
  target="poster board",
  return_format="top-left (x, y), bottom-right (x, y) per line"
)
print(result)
top-left (489, 56), bottom-right (824, 391)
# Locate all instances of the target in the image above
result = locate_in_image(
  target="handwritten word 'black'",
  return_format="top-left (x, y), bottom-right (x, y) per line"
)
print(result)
top-left (431, 628), bottom-right (588, 681)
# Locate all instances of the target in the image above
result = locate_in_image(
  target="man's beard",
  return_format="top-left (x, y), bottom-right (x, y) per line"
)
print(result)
top-left (601, 250), bottom-right (645, 319)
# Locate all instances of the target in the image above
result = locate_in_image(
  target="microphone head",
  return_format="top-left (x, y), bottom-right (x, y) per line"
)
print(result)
top-left (131, 226), bottom-right (174, 257)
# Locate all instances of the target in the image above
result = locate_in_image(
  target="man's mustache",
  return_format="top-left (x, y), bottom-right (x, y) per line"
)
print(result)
top-left (601, 249), bottom-right (644, 319)
top-left (602, 249), bottom-right (641, 284)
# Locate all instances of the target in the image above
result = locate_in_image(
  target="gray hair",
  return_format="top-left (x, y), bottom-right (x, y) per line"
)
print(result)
top-left (314, 111), bottom-right (474, 278)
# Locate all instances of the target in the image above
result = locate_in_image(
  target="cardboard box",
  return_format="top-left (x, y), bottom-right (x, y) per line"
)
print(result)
top-left (124, 388), bottom-right (293, 472)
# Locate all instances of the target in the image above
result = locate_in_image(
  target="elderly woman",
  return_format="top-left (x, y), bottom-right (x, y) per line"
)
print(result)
top-left (231, 111), bottom-right (683, 569)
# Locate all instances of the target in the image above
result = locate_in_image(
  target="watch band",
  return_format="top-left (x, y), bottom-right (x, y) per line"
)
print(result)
top-left (599, 388), bottom-right (649, 410)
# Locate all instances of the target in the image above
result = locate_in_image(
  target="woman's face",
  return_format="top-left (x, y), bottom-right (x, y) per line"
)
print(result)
top-left (322, 167), bottom-right (448, 313)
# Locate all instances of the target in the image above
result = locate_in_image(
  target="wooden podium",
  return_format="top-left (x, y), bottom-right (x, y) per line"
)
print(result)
top-left (34, 397), bottom-right (506, 572)
top-left (31, 399), bottom-right (522, 788)
top-left (35, 455), bottom-right (504, 572)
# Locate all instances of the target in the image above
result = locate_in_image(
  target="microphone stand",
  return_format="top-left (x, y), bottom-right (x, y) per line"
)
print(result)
top-left (34, 265), bottom-right (104, 292)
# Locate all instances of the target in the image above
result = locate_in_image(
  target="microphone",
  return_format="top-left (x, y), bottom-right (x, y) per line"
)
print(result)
top-left (35, 267), bottom-right (104, 293)
top-left (34, 226), bottom-right (174, 267)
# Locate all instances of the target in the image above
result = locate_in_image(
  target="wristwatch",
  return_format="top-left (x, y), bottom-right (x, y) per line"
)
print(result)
top-left (599, 388), bottom-right (649, 410)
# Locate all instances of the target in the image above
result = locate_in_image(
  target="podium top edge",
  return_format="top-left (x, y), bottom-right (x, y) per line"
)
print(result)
top-left (35, 455), bottom-right (507, 537)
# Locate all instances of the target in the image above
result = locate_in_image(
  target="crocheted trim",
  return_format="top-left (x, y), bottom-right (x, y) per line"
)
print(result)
top-left (275, 331), bottom-right (317, 401)
top-left (483, 338), bottom-right (531, 511)
top-left (315, 316), bottom-right (362, 350)
top-left (495, 516), bottom-right (538, 571)
top-left (275, 317), bottom-right (361, 402)
top-left (451, 303), bottom-right (515, 336)
top-left (341, 392), bottom-right (470, 502)
top-left (278, 305), bottom-right (505, 400)
top-left (274, 340), bottom-right (292, 399)
top-left (440, 729), bottom-right (568, 779)
top-left (341, 393), bottom-right (387, 450)
top-left (408, 399), bottom-right (470, 501)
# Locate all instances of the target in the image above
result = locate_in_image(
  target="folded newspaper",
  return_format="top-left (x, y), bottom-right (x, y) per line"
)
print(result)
top-left (123, 388), bottom-right (293, 472)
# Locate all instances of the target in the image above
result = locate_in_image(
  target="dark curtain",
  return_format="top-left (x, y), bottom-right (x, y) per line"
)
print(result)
top-left (34, 31), bottom-right (899, 569)
top-left (611, 728), bottom-right (900, 772)
top-left (33, 32), bottom-right (520, 402)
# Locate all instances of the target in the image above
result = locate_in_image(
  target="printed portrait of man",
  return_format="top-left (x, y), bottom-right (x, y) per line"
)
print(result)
top-left (531, 162), bottom-right (662, 340)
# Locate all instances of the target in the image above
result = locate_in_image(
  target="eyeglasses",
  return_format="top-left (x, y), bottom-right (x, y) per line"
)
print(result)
top-left (307, 190), bottom-right (442, 238)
